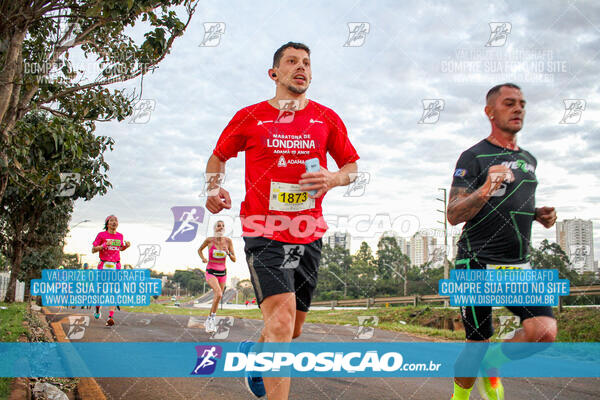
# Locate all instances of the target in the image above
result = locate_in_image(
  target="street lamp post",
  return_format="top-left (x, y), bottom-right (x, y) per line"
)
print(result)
top-left (383, 263), bottom-right (407, 296)
top-left (436, 188), bottom-right (449, 280)
top-left (437, 188), bottom-right (449, 306)
top-left (325, 269), bottom-right (347, 297)
top-left (70, 219), bottom-right (90, 230)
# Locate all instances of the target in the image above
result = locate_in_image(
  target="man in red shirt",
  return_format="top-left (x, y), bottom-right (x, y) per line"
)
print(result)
top-left (205, 42), bottom-right (359, 399)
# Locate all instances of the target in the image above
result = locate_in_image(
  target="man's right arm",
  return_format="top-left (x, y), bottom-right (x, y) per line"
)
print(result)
top-left (447, 186), bottom-right (490, 225)
top-left (447, 165), bottom-right (514, 225)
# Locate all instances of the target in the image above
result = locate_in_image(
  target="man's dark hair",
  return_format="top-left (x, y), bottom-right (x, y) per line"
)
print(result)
top-left (486, 83), bottom-right (521, 105)
top-left (273, 42), bottom-right (310, 68)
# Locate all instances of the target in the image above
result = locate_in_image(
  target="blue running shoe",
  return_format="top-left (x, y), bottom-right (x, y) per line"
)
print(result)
top-left (94, 312), bottom-right (101, 319)
top-left (239, 341), bottom-right (265, 398)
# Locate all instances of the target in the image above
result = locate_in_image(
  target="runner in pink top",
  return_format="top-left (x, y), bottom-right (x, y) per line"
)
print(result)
top-left (198, 220), bottom-right (236, 333)
top-left (91, 215), bottom-right (131, 326)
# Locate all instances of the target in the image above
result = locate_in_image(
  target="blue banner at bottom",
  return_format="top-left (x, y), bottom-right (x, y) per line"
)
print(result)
top-left (0, 342), bottom-right (598, 378)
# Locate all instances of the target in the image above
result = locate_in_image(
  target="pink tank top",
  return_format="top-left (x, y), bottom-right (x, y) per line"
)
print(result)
top-left (207, 242), bottom-right (227, 271)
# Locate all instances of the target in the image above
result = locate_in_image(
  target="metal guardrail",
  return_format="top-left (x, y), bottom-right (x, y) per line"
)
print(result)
top-left (312, 285), bottom-right (600, 309)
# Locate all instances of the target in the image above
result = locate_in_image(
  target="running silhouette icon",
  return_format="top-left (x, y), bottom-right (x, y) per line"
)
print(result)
top-left (167, 206), bottom-right (205, 242)
top-left (191, 345), bottom-right (222, 375)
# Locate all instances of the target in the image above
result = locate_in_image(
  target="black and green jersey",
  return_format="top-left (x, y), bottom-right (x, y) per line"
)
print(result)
top-left (452, 139), bottom-right (537, 264)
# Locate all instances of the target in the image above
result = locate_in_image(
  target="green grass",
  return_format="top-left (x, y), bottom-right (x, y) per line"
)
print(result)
top-left (555, 308), bottom-right (600, 341)
top-left (0, 302), bottom-right (28, 342)
top-left (0, 302), bottom-right (28, 400)
top-left (123, 303), bottom-right (600, 342)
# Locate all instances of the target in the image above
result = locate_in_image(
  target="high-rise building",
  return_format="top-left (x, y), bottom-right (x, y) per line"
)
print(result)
top-left (379, 231), bottom-right (409, 256)
top-left (556, 219), bottom-right (595, 274)
top-left (324, 231), bottom-right (351, 251)
top-left (410, 232), bottom-right (438, 267)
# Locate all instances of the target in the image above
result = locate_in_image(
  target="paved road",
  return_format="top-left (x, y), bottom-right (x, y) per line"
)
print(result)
top-left (45, 308), bottom-right (599, 400)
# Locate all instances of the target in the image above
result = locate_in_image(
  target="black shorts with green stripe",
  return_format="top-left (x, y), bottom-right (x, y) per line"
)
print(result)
top-left (456, 258), bottom-right (554, 341)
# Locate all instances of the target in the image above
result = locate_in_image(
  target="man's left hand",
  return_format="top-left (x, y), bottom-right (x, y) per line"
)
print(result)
top-left (299, 167), bottom-right (338, 199)
top-left (535, 206), bottom-right (557, 228)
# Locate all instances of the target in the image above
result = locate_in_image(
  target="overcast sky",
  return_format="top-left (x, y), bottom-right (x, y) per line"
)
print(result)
top-left (64, 0), bottom-right (600, 283)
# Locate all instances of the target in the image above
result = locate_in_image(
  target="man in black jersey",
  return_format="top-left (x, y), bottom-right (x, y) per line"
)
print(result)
top-left (447, 83), bottom-right (557, 400)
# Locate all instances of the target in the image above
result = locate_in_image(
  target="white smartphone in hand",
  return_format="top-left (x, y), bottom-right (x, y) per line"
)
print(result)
top-left (304, 158), bottom-right (320, 196)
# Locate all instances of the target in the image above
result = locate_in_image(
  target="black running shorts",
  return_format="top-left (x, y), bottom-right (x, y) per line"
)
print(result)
top-left (243, 237), bottom-right (322, 312)
top-left (456, 258), bottom-right (555, 341)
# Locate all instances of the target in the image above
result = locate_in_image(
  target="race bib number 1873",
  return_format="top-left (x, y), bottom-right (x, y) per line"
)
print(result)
top-left (269, 181), bottom-right (315, 212)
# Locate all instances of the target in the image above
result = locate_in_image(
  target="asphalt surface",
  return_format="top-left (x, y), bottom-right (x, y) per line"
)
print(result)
top-left (45, 308), bottom-right (600, 400)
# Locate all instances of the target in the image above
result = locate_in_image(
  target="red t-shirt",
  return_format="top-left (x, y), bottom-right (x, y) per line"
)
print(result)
top-left (213, 100), bottom-right (359, 244)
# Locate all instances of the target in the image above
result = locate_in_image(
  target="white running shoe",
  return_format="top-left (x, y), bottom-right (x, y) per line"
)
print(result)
top-left (205, 316), bottom-right (216, 333)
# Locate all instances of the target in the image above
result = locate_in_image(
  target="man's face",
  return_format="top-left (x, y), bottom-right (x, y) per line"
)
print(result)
top-left (491, 87), bottom-right (526, 134)
top-left (273, 48), bottom-right (311, 95)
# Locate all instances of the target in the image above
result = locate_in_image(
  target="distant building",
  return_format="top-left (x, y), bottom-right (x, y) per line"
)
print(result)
top-left (379, 231), bottom-right (409, 256)
top-left (324, 231), bottom-right (351, 251)
top-left (410, 232), bottom-right (438, 267)
top-left (556, 219), bottom-right (595, 274)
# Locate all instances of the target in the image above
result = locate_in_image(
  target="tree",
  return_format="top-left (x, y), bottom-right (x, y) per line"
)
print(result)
top-left (528, 239), bottom-right (600, 305)
top-left (349, 242), bottom-right (377, 298)
top-left (62, 253), bottom-right (80, 268)
top-left (0, 0), bottom-right (198, 203)
top-left (315, 244), bottom-right (352, 300)
top-left (236, 279), bottom-right (254, 302)
top-left (0, 112), bottom-right (111, 302)
top-left (529, 240), bottom-right (580, 285)
top-left (376, 235), bottom-right (410, 296)
top-left (187, 278), bottom-right (203, 295)
top-left (21, 244), bottom-right (65, 298)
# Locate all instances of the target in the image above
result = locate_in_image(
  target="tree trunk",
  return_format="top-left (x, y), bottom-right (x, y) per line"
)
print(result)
top-left (5, 238), bottom-right (24, 302)
top-left (0, 29), bottom-right (26, 128)
top-left (0, 167), bottom-right (7, 206)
